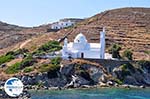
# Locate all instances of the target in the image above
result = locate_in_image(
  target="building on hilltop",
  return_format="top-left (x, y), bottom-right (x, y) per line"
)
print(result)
top-left (51, 18), bottom-right (83, 30)
top-left (51, 20), bottom-right (74, 30)
top-left (62, 28), bottom-right (112, 59)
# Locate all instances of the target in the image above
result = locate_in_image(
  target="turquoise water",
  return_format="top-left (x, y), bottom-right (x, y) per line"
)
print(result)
top-left (31, 88), bottom-right (150, 99)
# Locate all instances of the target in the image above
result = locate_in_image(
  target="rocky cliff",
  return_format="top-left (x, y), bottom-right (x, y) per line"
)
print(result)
top-left (0, 59), bottom-right (149, 89)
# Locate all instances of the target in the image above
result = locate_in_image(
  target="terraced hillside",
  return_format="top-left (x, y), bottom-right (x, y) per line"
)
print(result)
top-left (54, 7), bottom-right (150, 60)
top-left (0, 7), bottom-right (150, 60)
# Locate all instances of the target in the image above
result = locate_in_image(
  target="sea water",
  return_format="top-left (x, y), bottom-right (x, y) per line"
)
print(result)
top-left (31, 88), bottom-right (150, 99)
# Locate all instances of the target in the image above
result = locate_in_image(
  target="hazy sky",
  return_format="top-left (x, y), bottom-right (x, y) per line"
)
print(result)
top-left (0, 0), bottom-right (149, 27)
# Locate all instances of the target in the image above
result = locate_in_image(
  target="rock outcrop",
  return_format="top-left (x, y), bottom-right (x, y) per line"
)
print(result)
top-left (113, 61), bottom-right (150, 86)
top-left (1, 59), bottom-right (150, 91)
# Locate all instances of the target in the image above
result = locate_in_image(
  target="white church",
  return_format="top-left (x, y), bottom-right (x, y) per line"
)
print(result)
top-left (62, 28), bottom-right (112, 59)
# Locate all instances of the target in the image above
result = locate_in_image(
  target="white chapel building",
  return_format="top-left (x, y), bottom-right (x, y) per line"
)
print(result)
top-left (62, 28), bottom-right (112, 59)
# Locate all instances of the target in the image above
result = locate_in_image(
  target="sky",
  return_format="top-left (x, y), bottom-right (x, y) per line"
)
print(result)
top-left (0, 0), bottom-right (149, 27)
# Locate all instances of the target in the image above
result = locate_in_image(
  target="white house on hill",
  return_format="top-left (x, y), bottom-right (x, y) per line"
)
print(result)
top-left (51, 20), bottom-right (74, 30)
top-left (62, 28), bottom-right (112, 59)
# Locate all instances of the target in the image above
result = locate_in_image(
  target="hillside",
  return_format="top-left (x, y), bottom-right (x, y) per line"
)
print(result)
top-left (0, 22), bottom-right (38, 48)
top-left (0, 7), bottom-right (150, 88)
top-left (0, 21), bottom-right (53, 55)
top-left (53, 7), bottom-right (150, 60)
top-left (0, 18), bottom-right (84, 55)
top-left (0, 7), bottom-right (150, 60)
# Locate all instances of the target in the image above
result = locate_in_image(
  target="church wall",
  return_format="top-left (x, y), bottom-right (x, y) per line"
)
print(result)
top-left (72, 43), bottom-right (86, 50)
top-left (82, 51), bottom-right (100, 59)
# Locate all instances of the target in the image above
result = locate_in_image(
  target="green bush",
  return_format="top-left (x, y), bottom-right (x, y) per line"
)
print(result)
top-left (5, 62), bottom-right (21, 74)
top-left (123, 49), bottom-right (133, 60)
top-left (6, 48), bottom-right (29, 56)
top-left (119, 64), bottom-right (132, 80)
top-left (51, 57), bottom-right (62, 66)
top-left (39, 64), bottom-right (51, 72)
top-left (20, 55), bottom-right (37, 69)
top-left (23, 67), bottom-right (34, 73)
top-left (39, 64), bottom-right (60, 73)
top-left (39, 57), bottom-right (61, 73)
top-left (121, 63), bottom-right (135, 73)
top-left (47, 64), bottom-right (60, 78)
top-left (144, 50), bottom-right (150, 55)
top-left (112, 78), bottom-right (123, 85)
top-left (5, 51), bottom-right (15, 56)
top-left (120, 64), bottom-right (130, 74)
top-left (108, 44), bottom-right (121, 58)
top-left (35, 82), bottom-right (44, 87)
top-left (0, 55), bottom-right (14, 65)
top-left (5, 54), bottom-right (36, 74)
top-left (35, 41), bottom-right (62, 54)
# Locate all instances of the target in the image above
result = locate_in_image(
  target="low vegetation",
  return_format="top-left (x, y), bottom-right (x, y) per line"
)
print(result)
top-left (111, 78), bottom-right (123, 85)
top-left (108, 44), bottom-right (121, 59)
top-left (39, 57), bottom-right (61, 72)
top-left (0, 48), bottom-right (29, 66)
top-left (144, 50), bottom-right (150, 55)
top-left (39, 57), bottom-right (61, 78)
top-left (6, 48), bottom-right (29, 57)
top-left (0, 54), bottom-right (14, 65)
top-left (5, 62), bottom-right (21, 74)
top-left (119, 64), bottom-right (129, 80)
top-left (5, 54), bottom-right (37, 74)
top-left (33, 41), bottom-right (62, 55)
top-left (118, 63), bottom-right (136, 81)
top-left (2, 41), bottom-right (62, 74)
top-left (123, 49), bottom-right (133, 60)
top-left (19, 54), bottom-right (37, 69)
top-left (51, 57), bottom-right (62, 66)
top-left (23, 67), bottom-right (34, 73)
top-left (35, 81), bottom-right (44, 88)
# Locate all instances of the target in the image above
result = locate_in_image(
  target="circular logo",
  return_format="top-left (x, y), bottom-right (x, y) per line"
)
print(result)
top-left (4, 77), bottom-right (24, 97)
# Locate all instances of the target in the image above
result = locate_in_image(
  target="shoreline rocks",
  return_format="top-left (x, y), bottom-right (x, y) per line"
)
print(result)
top-left (0, 59), bottom-right (150, 98)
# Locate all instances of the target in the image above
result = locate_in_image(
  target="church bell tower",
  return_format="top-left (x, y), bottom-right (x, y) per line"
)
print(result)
top-left (100, 27), bottom-right (105, 59)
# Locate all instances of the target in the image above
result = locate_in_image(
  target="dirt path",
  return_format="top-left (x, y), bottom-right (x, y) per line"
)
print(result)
top-left (19, 39), bottom-right (32, 49)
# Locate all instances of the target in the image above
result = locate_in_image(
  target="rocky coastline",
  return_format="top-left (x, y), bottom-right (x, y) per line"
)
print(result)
top-left (0, 59), bottom-right (150, 98)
